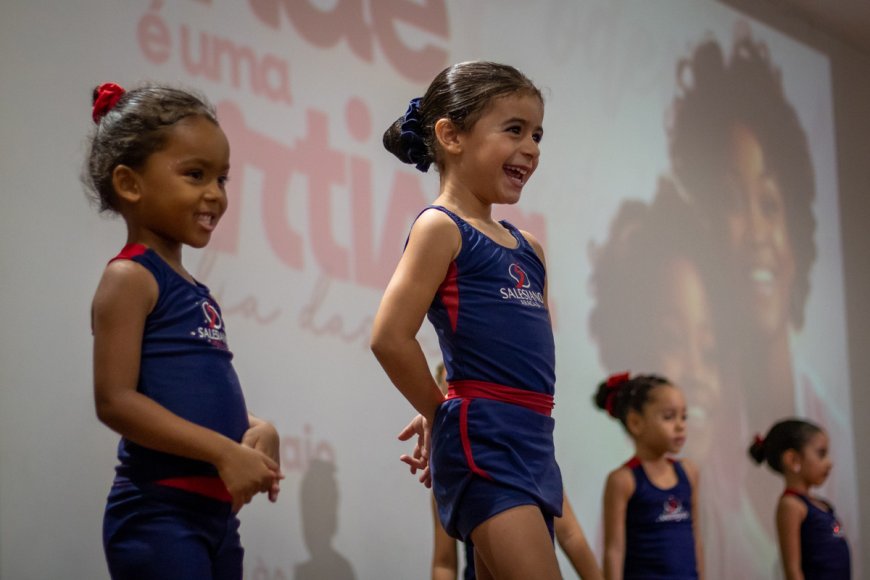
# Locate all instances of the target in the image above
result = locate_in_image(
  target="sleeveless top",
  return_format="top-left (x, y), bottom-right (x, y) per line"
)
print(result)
top-left (783, 489), bottom-right (851, 579)
top-left (422, 207), bottom-right (562, 539)
top-left (424, 206), bottom-right (555, 394)
top-left (624, 458), bottom-right (698, 579)
top-left (110, 244), bottom-right (249, 483)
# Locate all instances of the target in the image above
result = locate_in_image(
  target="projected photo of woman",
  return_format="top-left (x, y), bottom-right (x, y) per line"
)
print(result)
top-left (588, 178), bottom-right (764, 576)
top-left (589, 26), bottom-right (856, 577)
top-left (669, 30), bottom-right (816, 432)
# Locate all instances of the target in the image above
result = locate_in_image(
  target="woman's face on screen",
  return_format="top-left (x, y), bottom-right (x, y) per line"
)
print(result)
top-left (650, 257), bottom-right (721, 458)
top-left (722, 122), bottom-right (796, 338)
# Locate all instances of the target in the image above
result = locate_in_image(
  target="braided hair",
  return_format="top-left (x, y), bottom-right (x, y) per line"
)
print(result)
top-left (594, 372), bottom-right (671, 430)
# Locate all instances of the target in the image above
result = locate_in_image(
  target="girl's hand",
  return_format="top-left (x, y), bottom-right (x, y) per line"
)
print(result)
top-left (397, 414), bottom-right (432, 488)
top-left (217, 444), bottom-right (282, 512)
top-left (241, 418), bottom-right (283, 502)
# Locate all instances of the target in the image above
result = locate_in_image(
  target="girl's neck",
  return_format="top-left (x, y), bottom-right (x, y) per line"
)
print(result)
top-left (632, 450), bottom-right (679, 489)
top-left (783, 475), bottom-right (811, 496)
top-left (633, 444), bottom-right (669, 465)
top-left (126, 231), bottom-right (191, 283)
top-left (437, 180), bottom-right (493, 222)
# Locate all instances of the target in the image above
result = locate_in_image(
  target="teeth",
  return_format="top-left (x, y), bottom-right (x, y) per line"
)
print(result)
top-left (505, 166), bottom-right (528, 182)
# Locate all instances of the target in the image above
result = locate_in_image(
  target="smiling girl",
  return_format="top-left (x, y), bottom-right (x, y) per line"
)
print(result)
top-left (85, 83), bottom-right (282, 579)
top-left (371, 62), bottom-right (563, 579)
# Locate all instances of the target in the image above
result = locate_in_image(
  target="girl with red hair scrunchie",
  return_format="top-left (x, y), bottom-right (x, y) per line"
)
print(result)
top-left (84, 82), bottom-right (283, 580)
top-left (593, 373), bottom-right (703, 579)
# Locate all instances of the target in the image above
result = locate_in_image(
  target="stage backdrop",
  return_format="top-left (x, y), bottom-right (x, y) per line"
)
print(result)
top-left (0, 1), bottom-right (858, 578)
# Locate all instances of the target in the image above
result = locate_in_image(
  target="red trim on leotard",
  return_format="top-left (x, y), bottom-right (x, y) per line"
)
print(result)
top-left (447, 380), bottom-right (554, 416)
top-left (625, 456), bottom-right (642, 469)
top-left (109, 243), bottom-right (148, 263)
top-left (156, 476), bottom-right (233, 503)
top-left (437, 262), bottom-right (460, 332)
top-left (459, 398), bottom-right (492, 480)
top-left (449, 381), bottom-right (553, 481)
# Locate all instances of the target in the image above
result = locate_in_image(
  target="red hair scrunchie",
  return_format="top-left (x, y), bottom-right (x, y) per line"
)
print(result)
top-left (604, 371), bottom-right (630, 417)
top-left (753, 433), bottom-right (765, 448)
top-left (92, 82), bottom-right (126, 124)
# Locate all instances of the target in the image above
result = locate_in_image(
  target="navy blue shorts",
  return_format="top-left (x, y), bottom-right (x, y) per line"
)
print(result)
top-left (103, 482), bottom-right (243, 580)
top-left (431, 396), bottom-right (563, 540)
top-left (455, 476), bottom-right (555, 542)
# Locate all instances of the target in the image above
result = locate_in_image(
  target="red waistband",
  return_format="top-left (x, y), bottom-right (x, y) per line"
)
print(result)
top-left (155, 476), bottom-right (232, 503)
top-left (447, 380), bottom-right (554, 416)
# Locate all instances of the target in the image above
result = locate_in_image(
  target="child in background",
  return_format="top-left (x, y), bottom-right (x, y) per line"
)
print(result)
top-left (594, 373), bottom-right (702, 580)
top-left (85, 82), bottom-right (282, 579)
top-left (749, 419), bottom-right (851, 579)
top-left (554, 498), bottom-right (606, 580)
top-left (371, 61), bottom-right (562, 579)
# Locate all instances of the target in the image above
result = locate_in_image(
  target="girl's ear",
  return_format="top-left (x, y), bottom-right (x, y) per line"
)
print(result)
top-left (626, 409), bottom-right (643, 438)
top-left (434, 118), bottom-right (462, 156)
top-left (112, 165), bottom-right (142, 205)
top-left (782, 449), bottom-right (802, 474)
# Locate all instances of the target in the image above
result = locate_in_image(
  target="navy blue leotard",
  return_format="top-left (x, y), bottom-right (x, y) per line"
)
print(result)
top-left (102, 244), bottom-right (249, 579)
top-left (624, 458), bottom-right (698, 579)
top-left (423, 206), bottom-right (562, 541)
top-left (783, 489), bottom-right (851, 579)
top-left (109, 245), bottom-right (249, 484)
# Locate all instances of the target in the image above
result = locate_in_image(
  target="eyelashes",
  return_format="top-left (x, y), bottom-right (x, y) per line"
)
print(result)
top-left (184, 169), bottom-right (230, 188)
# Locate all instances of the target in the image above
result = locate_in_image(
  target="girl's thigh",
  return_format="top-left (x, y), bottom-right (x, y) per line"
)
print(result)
top-left (470, 504), bottom-right (560, 580)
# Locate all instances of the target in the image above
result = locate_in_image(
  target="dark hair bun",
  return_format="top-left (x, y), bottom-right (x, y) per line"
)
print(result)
top-left (593, 379), bottom-right (612, 411)
top-left (382, 99), bottom-right (433, 172)
top-left (383, 116), bottom-right (413, 163)
top-left (748, 418), bottom-right (822, 473)
top-left (748, 436), bottom-right (766, 464)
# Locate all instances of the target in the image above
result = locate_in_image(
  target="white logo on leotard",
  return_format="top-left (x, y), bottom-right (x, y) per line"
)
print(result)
top-left (656, 496), bottom-right (690, 523)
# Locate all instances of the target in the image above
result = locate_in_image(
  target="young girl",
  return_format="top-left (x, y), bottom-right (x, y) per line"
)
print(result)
top-left (749, 419), bottom-right (851, 579)
top-left (595, 373), bottom-right (703, 579)
top-left (371, 61), bottom-right (563, 579)
top-left (85, 82), bottom-right (283, 579)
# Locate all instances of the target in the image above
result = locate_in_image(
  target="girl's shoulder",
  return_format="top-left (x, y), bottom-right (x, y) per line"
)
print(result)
top-left (406, 206), bottom-right (462, 258)
top-left (517, 228), bottom-right (546, 265)
top-left (410, 205), bottom-right (463, 237)
top-left (93, 257), bottom-right (159, 318)
top-left (411, 205), bottom-right (460, 226)
top-left (777, 491), bottom-right (810, 522)
top-left (605, 463), bottom-right (636, 499)
top-left (783, 489), bottom-right (835, 514)
top-left (677, 457), bottom-right (700, 487)
top-left (102, 248), bottom-right (160, 291)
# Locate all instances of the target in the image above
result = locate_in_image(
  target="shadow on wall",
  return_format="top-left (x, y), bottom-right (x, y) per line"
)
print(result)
top-left (295, 458), bottom-right (356, 580)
